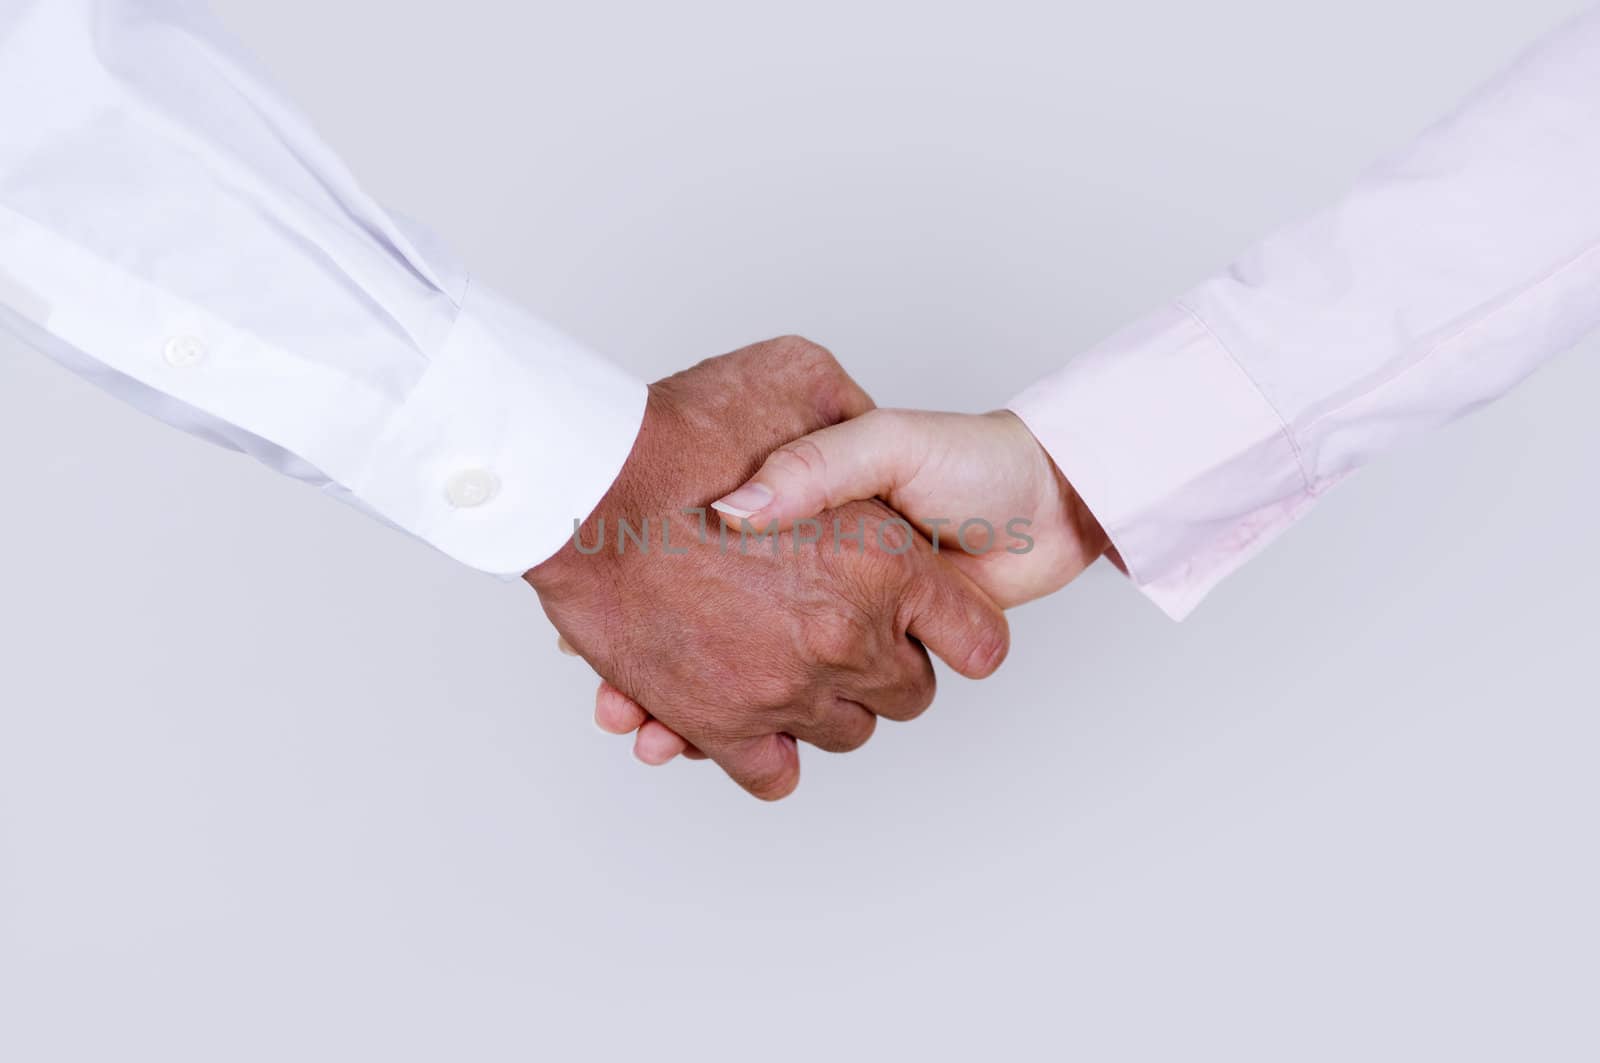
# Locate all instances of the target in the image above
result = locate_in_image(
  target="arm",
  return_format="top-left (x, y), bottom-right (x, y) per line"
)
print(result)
top-left (703, 5), bottom-right (1600, 624)
top-left (0, 2), bottom-right (1009, 800)
top-left (0, 0), bottom-right (644, 573)
top-left (594, 5), bottom-right (1600, 765)
top-left (1009, 4), bottom-right (1600, 619)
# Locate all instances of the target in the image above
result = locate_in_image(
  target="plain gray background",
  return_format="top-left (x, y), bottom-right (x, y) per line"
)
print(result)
top-left (3, 1), bottom-right (1598, 1059)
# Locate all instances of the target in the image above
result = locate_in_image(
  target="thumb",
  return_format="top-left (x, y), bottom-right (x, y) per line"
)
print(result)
top-left (712, 409), bottom-right (925, 531)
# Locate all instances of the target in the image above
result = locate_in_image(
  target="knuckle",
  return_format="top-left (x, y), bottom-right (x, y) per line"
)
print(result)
top-left (806, 732), bottom-right (848, 754)
top-left (774, 334), bottom-right (836, 365)
top-left (963, 625), bottom-right (1011, 678)
top-left (807, 707), bottom-right (877, 754)
top-left (854, 530), bottom-right (917, 591)
top-left (747, 762), bottom-right (798, 801)
top-left (800, 697), bottom-right (832, 730)
top-left (877, 675), bottom-right (934, 723)
top-left (845, 713), bottom-right (878, 751)
top-left (900, 672), bottom-right (938, 722)
top-left (804, 612), bottom-right (865, 668)
top-left (750, 670), bottom-right (802, 714)
top-left (769, 437), bottom-right (830, 485)
top-left (763, 336), bottom-right (862, 425)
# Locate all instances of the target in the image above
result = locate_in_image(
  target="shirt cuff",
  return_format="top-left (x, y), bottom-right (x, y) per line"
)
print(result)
top-left (2, 200), bottom-right (645, 577)
top-left (1008, 304), bottom-right (1321, 620)
top-left (349, 280), bottom-right (648, 575)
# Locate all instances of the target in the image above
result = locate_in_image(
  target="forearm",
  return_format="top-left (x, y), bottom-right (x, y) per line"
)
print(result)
top-left (1012, 5), bottom-right (1600, 618)
top-left (0, 0), bottom-right (645, 573)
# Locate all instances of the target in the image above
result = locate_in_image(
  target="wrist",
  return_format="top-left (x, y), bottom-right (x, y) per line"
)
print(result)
top-left (1058, 465), bottom-right (1111, 564)
top-left (523, 383), bottom-right (698, 599)
top-left (988, 408), bottom-right (1112, 597)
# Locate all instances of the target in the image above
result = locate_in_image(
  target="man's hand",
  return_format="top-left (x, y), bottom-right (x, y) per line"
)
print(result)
top-left (526, 340), bottom-right (1010, 800)
top-left (594, 408), bottom-right (1113, 768)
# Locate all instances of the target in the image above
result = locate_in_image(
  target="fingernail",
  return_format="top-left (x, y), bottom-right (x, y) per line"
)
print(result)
top-left (711, 482), bottom-right (774, 520)
top-left (557, 635), bottom-right (579, 657)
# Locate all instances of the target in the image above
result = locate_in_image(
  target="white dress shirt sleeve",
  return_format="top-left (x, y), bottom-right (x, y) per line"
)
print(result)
top-left (1010, 5), bottom-right (1600, 620)
top-left (0, 0), bottom-right (646, 575)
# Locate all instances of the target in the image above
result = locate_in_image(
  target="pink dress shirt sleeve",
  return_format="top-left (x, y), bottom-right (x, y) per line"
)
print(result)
top-left (1010, 6), bottom-right (1600, 619)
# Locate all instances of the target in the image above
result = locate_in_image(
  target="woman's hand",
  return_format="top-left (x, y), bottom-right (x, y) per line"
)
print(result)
top-left (711, 409), bottom-right (1108, 609)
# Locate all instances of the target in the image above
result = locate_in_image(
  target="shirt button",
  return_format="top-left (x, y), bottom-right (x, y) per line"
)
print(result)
top-left (446, 468), bottom-right (500, 509)
top-left (163, 334), bottom-right (208, 368)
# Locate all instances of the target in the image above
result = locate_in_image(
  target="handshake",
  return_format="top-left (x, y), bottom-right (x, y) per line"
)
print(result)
top-left (525, 336), bottom-right (1111, 800)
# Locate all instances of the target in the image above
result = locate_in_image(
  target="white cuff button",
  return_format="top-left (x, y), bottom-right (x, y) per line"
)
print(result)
top-left (446, 468), bottom-right (500, 509)
top-left (163, 334), bottom-right (208, 369)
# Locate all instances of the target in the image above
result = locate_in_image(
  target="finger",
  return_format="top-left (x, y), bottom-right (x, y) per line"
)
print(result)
top-left (711, 409), bottom-right (923, 530)
top-left (711, 733), bottom-right (801, 801)
top-left (860, 638), bottom-right (938, 723)
top-left (787, 699), bottom-right (878, 754)
top-left (902, 559), bottom-right (1011, 680)
top-left (634, 720), bottom-right (690, 765)
top-left (595, 681), bottom-right (648, 734)
top-left (596, 682), bottom-right (700, 760)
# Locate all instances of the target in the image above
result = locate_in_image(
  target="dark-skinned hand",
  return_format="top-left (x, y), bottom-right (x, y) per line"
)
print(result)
top-left (525, 336), bottom-right (1009, 800)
